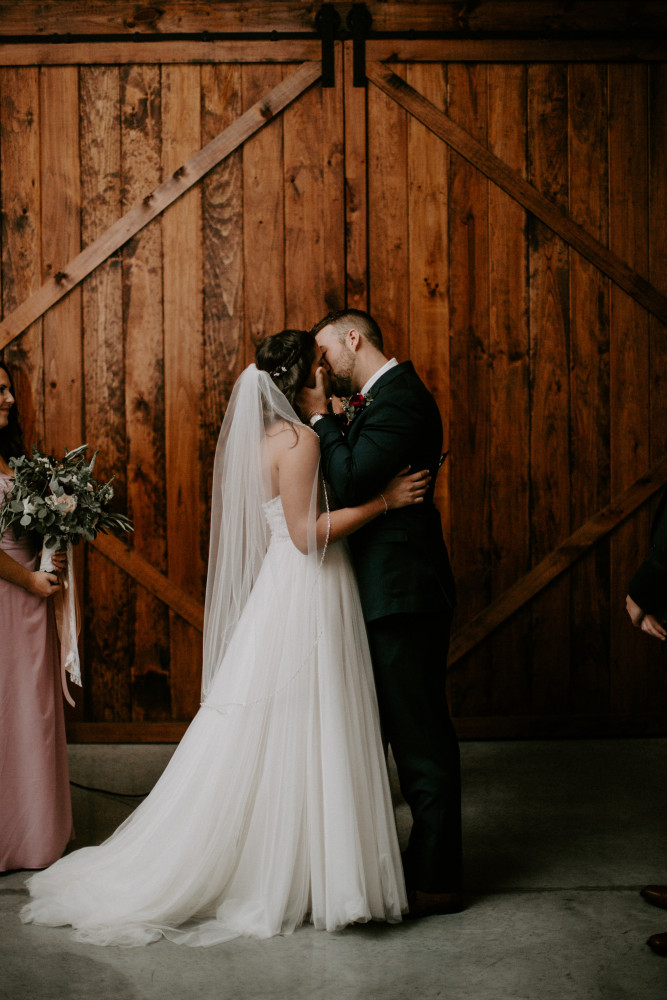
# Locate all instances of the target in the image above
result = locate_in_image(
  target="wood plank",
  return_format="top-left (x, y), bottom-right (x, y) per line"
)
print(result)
top-left (39, 66), bottom-right (84, 722)
top-left (404, 62), bottom-right (450, 538)
top-left (283, 71), bottom-right (325, 326)
top-left (445, 62), bottom-right (491, 717)
top-left (39, 68), bottom-right (82, 457)
top-left (80, 65), bottom-right (132, 723)
top-left (200, 63), bottom-right (245, 557)
top-left (608, 65), bottom-right (653, 714)
top-left (0, 67), bottom-right (44, 448)
top-left (367, 39), bottom-right (667, 63)
top-left (2, 1), bottom-right (665, 36)
top-left (65, 712), bottom-right (667, 745)
top-left (0, 39), bottom-right (664, 69)
top-left (120, 63), bottom-right (171, 722)
top-left (0, 1), bottom-right (322, 35)
top-left (67, 721), bottom-right (188, 744)
top-left (649, 64), bottom-right (667, 465)
top-left (647, 64), bottom-right (667, 716)
top-left (162, 63), bottom-right (204, 721)
top-left (527, 63), bottom-right (571, 714)
top-left (0, 61), bottom-right (322, 352)
top-left (367, 64), bottom-right (409, 359)
top-left (486, 63), bottom-right (531, 714)
top-left (343, 39), bottom-right (367, 310)
top-left (365, 62), bottom-right (667, 326)
top-left (567, 63), bottom-right (611, 714)
top-left (242, 63), bottom-right (285, 353)
top-left (320, 41), bottom-right (345, 314)
top-left (452, 714), bottom-right (667, 740)
top-left (449, 454), bottom-right (667, 664)
top-left (91, 534), bottom-right (204, 633)
top-left (0, 1), bottom-right (319, 34)
top-left (0, 40), bottom-right (321, 67)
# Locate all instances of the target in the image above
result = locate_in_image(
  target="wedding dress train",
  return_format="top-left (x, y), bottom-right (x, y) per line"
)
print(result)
top-left (21, 496), bottom-right (406, 946)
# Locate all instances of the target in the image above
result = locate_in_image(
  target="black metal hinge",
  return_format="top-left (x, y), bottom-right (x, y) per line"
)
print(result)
top-left (315, 3), bottom-right (373, 88)
top-left (314, 4), bottom-right (341, 87)
top-left (347, 4), bottom-right (373, 88)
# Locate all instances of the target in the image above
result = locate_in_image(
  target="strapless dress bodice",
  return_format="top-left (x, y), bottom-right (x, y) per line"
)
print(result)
top-left (263, 495), bottom-right (291, 543)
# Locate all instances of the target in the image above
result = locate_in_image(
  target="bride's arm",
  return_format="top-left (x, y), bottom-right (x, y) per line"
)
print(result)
top-left (279, 429), bottom-right (428, 553)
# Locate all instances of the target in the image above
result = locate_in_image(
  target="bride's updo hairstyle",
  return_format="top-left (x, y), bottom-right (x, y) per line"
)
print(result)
top-left (256, 329), bottom-right (316, 410)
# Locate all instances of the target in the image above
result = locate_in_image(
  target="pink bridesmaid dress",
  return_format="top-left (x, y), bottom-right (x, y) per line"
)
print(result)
top-left (0, 471), bottom-right (72, 871)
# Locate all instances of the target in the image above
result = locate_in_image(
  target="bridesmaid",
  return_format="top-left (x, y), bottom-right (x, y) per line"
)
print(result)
top-left (0, 361), bottom-right (72, 872)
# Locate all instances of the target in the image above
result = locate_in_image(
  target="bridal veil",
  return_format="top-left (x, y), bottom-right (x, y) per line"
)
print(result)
top-left (202, 362), bottom-right (325, 711)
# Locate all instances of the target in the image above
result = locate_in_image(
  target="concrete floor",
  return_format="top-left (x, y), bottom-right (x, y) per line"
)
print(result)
top-left (2, 739), bottom-right (666, 999)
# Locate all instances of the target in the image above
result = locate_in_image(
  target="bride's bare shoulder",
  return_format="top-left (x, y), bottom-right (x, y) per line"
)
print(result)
top-left (266, 419), bottom-right (317, 449)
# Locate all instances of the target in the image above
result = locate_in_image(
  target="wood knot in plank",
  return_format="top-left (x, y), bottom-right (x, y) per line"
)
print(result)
top-left (125, 6), bottom-right (164, 30)
top-left (346, 275), bottom-right (366, 299)
top-left (143, 192), bottom-right (154, 206)
top-left (456, 1), bottom-right (477, 32)
top-left (173, 166), bottom-right (185, 180)
top-left (54, 271), bottom-right (68, 285)
top-left (258, 103), bottom-right (273, 121)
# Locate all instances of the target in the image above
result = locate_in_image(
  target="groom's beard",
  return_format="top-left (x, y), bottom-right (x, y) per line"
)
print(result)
top-left (329, 344), bottom-right (356, 397)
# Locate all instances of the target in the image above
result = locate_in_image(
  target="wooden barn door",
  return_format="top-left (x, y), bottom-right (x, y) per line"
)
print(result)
top-left (1, 31), bottom-right (665, 741)
top-left (354, 42), bottom-right (667, 738)
top-left (0, 46), bottom-right (347, 740)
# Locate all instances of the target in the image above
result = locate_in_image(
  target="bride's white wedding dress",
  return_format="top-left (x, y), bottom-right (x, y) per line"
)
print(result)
top-left (21, 495), bottom-right (406, 946)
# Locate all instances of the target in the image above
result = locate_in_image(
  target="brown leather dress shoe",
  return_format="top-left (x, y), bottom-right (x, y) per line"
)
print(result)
top-left (647, 931), bottom-right (667, 956)
top-left (641, 885), bottom-right (667, 910)
top-left (405, 889), bottom-right (465, 919)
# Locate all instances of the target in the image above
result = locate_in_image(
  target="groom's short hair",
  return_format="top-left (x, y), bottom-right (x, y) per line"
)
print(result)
top-left (311, 309), bottom-right (384, 352)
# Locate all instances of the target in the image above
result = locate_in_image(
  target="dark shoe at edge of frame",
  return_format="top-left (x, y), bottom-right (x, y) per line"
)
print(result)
top-left (647, 931), bottom-right (667, 956)
top-left (405, 888), bottom-right (465, 919)
top-left (640, 885), bottom-right (667, 910)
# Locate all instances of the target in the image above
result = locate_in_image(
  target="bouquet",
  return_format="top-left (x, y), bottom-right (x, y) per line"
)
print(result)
top-left (0, 443), bottom-right (132, 572)
top-left (0, 444), bottom-right (133, 706)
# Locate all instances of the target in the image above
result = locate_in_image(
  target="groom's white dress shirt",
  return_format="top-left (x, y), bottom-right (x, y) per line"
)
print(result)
top-left (360, 358), bottom-right (398, 397)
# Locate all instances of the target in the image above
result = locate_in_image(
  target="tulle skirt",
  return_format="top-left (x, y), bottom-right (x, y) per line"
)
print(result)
top-left (21, 535), bottom-right (406, 946)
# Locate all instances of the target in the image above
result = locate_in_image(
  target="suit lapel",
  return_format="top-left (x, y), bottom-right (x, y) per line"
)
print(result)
top-left (368, 360), bottom-right (413, 399)
top-left (346, 361), bottom-right (414, 443)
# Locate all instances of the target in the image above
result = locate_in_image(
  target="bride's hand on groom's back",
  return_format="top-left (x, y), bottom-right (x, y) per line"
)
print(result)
top-left (381, 467), bottom-right (431, 510)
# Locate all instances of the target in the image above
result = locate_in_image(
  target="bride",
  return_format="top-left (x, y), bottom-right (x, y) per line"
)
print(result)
top-left (21, 328), bottom-right (431, 947)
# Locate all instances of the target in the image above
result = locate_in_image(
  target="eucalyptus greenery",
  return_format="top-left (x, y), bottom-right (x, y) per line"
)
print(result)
top-left (0, 443), bottom-right (133, 550)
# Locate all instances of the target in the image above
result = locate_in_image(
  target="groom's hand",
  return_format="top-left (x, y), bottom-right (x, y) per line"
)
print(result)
top-left (626, 594), bottom-right (645, 627)
top-left (626, 594), bottom-right (667, 641)
top-left (297, 367), bottom-right (329, 420)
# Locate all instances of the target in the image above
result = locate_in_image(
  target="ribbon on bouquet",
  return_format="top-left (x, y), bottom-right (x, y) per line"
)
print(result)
top-left (41, 541), bottom-right (82, 707)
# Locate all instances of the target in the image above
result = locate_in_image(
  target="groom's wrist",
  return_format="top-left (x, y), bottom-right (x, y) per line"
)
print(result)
top-left (309, 413), bottom-right (326, 427)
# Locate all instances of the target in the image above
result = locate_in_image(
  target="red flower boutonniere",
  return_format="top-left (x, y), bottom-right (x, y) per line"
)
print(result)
top-left (341, 392), bottom-right (374, 422)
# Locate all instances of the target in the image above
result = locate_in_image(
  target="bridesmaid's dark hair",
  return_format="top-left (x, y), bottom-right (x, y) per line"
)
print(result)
top-left (256, 329), bottom-right (316, 413)
top-left (0, 361), bottom-right (26, 464)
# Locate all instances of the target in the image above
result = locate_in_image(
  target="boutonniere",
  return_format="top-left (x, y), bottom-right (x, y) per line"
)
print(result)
top-left (341, 392), bottom-right (374, 422)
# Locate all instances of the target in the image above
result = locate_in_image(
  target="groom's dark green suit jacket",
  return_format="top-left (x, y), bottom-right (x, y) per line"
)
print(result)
top-left (313, 361), bottom-right (456, 622)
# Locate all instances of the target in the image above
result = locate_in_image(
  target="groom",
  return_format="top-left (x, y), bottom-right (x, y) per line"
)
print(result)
top-left (297, 308), bottom-right (462, 916)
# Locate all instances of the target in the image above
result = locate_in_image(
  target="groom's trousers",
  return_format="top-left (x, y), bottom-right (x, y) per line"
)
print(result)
top-left (366, 611), bottom-right (462, 893)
